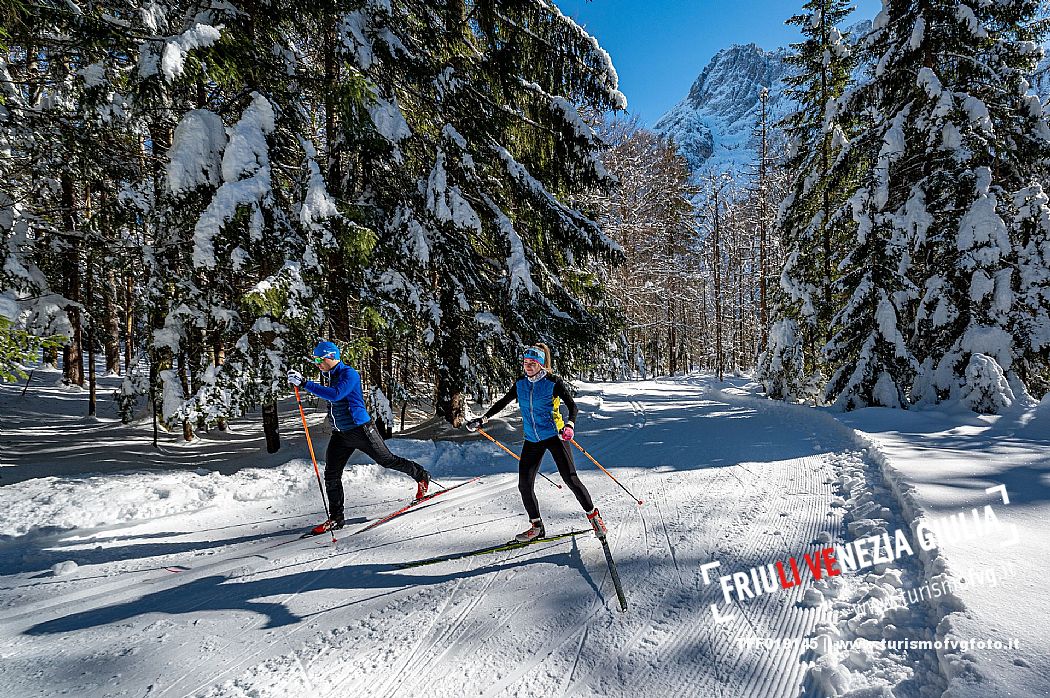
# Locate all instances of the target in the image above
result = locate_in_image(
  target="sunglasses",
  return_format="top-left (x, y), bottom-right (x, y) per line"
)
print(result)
top-left (309, 354), bottom-right (336, 365)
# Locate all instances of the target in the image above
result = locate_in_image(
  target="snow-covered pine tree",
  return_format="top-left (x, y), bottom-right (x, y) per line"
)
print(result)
top-left (904, 0), bottom-right (1050, 411)
top-left (337, 0), bottom-right (626, 424)
top-left (136, 1), bottom-right (348, 435)
top-left (822, 0), bottom-right (964, 410)
top-left (0, 0), bottom-right (146, 395)
top-left (1012, 182), bottom-right (1050, 399)
top-left (758, 0), bottom-right (856, 401)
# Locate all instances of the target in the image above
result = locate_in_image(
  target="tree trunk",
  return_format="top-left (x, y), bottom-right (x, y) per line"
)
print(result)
top-left (124, 272), bottom-right (135, 373)
top-left (88, 326), bottom-right (97, 417)
top-left (213, 339), bottom-right (228, 430)
top-left (712, 186), bottom-right (724, 382)
top-left (368, 331), bottom-right (391, 438)
top-left (87, 252), bottom-right (97, 416)
top-left (60, 175), bottom-right (84, 386)
top-left (104, 268), bottom-right (121, 374)
top-left (178, 351), bottom-right (193, 442)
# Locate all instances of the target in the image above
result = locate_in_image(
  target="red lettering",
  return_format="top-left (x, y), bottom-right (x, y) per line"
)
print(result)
top-left (803, 551), bottom-right (825, 582)
top-left (822, 548), bottom-right (841, 577)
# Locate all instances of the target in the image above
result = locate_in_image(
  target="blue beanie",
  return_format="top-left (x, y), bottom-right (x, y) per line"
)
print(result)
top-left (313, 341), bottom-right (341, 361)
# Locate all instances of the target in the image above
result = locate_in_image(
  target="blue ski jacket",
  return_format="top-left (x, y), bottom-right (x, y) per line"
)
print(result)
top-left (302, 362), bottom-right (371, 431)
top-left (485, 372), bottom-right (578, 442)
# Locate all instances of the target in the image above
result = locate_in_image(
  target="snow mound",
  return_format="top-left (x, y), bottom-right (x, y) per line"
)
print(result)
top-left (0, 460), bottom-right (316, 539)
top-left (50, 560), bottom-right (78, 577)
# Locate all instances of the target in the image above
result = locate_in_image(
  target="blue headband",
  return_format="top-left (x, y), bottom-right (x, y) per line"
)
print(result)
top-left (522, 347), bottom-right (546, 365)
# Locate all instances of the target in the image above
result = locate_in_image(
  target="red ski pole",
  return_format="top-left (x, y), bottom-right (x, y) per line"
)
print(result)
top-left (570, 438), bottom-right (644, 506)
top-left (294, 386), bottom-right (337, 542)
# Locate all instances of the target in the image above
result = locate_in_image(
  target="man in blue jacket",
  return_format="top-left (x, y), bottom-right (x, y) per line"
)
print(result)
top-left (288, 341), bottom-right (430, 534)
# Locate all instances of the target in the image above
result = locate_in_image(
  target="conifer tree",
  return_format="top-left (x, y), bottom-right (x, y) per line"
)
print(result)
top-left (829, 0), bottom-right (1050, 412)
top-left (758, 0), bottom-right (857, 401)
top-left (137, 2), bottom-right (353, 434)
top-left (337, 0), bottom-right (626, 424)
top-left (905, 1), bottom-right (1050, 411)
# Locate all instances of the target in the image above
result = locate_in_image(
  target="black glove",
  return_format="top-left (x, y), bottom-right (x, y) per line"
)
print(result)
top-left (465, 416), bottom-right (486, 432)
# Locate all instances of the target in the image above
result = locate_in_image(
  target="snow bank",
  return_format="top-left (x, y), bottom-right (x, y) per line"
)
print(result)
top-left (837, 431), bottom-right (979, 694)
top-left (0, 460), bottom-right (315, 539)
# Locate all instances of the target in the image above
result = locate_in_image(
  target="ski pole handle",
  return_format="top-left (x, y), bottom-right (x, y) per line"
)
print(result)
top-left (477, 428), bottom-right (562, 489)
top-left (570, 438), bottom-right (644, 506)
top-left (294, 386), bottom-right (335, 541)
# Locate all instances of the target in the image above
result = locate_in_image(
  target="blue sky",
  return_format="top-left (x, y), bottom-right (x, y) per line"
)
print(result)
top-left (560, 0), bottom-right (884, 124)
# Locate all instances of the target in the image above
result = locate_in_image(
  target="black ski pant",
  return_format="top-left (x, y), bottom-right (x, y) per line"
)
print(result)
top-left (518, 436), bottom-right (594, 520)
top-left (324, 421), bottom-right (428, 521)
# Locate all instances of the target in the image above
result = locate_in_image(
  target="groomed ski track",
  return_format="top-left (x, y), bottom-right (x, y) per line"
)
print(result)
top-left (0, 376), bottom-right (948, 697)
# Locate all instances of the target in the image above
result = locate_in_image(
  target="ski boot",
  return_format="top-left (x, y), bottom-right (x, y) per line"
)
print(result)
top-left (515, 518), bottom-right (546, 542)
top-left (587, 508), bottom-right (607, 540)
top-left (310, 517), bottom-right (344, 535)
top-left (414, 472), bottom-right (431, 502)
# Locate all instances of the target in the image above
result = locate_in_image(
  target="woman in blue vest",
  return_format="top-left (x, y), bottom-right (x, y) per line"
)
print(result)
top-left (467, 343), bottom-right (606, 542)
top-left (288, 341), bottom-right (430, 534)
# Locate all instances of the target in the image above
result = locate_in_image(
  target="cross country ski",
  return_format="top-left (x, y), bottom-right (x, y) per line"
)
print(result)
top-left (347, 476), bottom-right (483, 536)
top-left (397, 529), bottom-right (593, 569)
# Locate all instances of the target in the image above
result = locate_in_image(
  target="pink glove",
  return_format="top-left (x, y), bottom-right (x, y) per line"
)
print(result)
top-left (559, 426), bottom-right (574, 442)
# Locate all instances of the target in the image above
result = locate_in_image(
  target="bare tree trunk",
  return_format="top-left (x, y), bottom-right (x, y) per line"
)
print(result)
top-left (178, 351), bottom-right (193, 442)
top-left (368, 332), bottom-right (391, 438)
top-left (712, 185), bottom-right (724, 382)
top-left (60, 175), bottom-right (84, 386)
top-left (88, 325), bottom-right (97, 416)
top-left (87, 252), bottom-right (97, 416)
top-left (758, 88), bottom-right (769, 349)
top-left (103, 269), bottom-right (121, 374)
top-left (213, 339), bottom-right (228, 431)
top-left (124, 272), bottom-right (135, 373)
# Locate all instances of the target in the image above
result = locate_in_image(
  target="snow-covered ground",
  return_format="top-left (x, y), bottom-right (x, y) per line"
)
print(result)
top-left (1, 370), bottom-right (1047, 697)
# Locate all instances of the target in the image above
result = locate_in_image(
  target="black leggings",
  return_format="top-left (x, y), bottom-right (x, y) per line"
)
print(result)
top-left (519, 436), bottom-right (594, 520)
top-left (324, 421), bottom-right (427, 520)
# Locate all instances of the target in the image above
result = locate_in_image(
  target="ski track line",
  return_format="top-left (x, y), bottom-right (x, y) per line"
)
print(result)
top-left (383, 553), bottom-right (530, 697)
top-left (558, 622), bottom-right (591, 695)
top-left (160, 537), bottom-right (381, 697)
top-left (370, 576), bottom-right (469, 698)
top-left (560, 469), bottom-right (733, 696)
top-left (604, 454), bottom-right (836, 698)
top-left (566, 470), bottom-right (741, 696)
top-left (167, 503), bottom-right (446, 698)
top-left (154, 483), bottom-right (499, 697)
top-left (558, 386), bottom-right (729, 696)
top-left (706, 457), bottom-right (813, 697)
top-left (373, 550), bottom-right (518, 698)
top-left (298, 537), bottom-right (581, 698)
top-left (188, 483), bottom-right (534, 697)
top-left (481, 522), bottom-right (632, 698)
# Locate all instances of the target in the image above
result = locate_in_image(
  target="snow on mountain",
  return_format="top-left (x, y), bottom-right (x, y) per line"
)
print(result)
top-left (652, 20), bottom-right (874, 178)
top-left (653, 43), bottom-right (794, 177)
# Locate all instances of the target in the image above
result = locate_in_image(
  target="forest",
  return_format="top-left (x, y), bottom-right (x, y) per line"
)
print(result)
top-left (3, 0), bottom-right (1049, 441)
